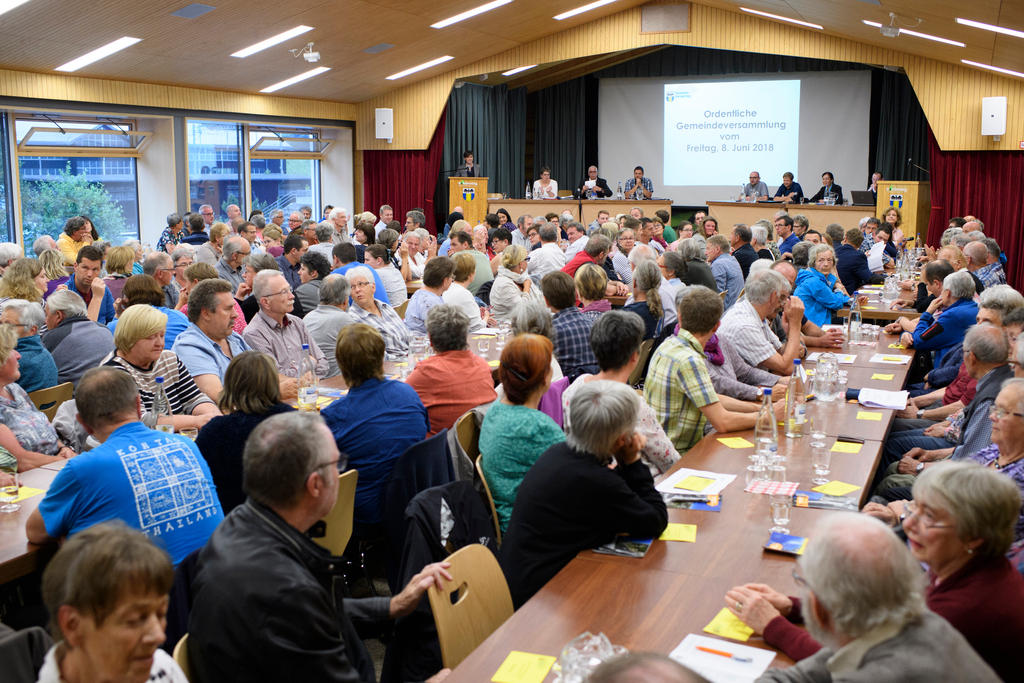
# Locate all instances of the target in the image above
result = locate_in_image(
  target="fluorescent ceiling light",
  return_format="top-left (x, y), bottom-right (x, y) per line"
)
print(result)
top-left (260, 66), bottom-right (330, 93)
top-left (862, 20), bottom-right (965, 47)
top-left (0, 0), bottom-right (32, 18)
top-left (957, 17), bottom-right (1024, 40)
top-left (740, 7), bottom-right (822, 30)
top-left (961, 59), bottom-right (1024, 80)
top-left (502, 64), bottom-right (537, 76)
top-left (55, 37), bottom-right (142, 72)
top-left (232, 25), bottom-right (314, 58)
top-left (554, 0), bottom-right (618, 21)
top-left (431, 0), bottom-right (512, 29)
top-left (386, 55), bottom-right (454, 80)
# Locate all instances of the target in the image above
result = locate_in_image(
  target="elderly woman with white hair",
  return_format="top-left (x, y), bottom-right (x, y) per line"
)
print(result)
top-left (672, 238), bottom-right (718, 291)
top-left (345, 265), bottom-right (410, 360)
top-left (731, 461), bottom-right (1024, 681)
top-left (0, 299), bottom-right (58, 392)
top-left (490, 244), bottom-right (540, 322)
top-left (793, 243), bottom-right (854, 327)
top-left (499, 380), bottom-right (668, 607)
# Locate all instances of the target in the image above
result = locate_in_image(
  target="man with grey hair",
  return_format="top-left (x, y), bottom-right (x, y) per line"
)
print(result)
top-left (309, 222), bottom-right (336, 262)
top-left (41, 290), bottom-right (114, 387)
top-left (706, 234), bottom-right (743, 310)
top-left (32, 235), bottom-right (58, 257)
top-left (564, 220), bottom-right (589, 261)
top-left (526, 223), bottom-right (566, 282)
top-left (897, 270), bottom-right (979, 364)
top-left (327, 207), bottom-right (351, 243)
top-left (216, 235), bottom-right (250, 294)
top-left (824, 222), bottom-right (845, 247)
top-left (198, 203), bottom-right (215, 230)
top-left (501, 380), bottom-right (667, 607)
top-left (720, 270), bottom-right (805, 375)
top-left (243, 270), bottom-right (327, 379)
top-left (758, 513), bottom-right (998, 682)
top-left (976, 237), bottom-right (1007, 287)
top-left (302, 274), bottom-right (355, 378)
top-left (188, 411), bottom-right (452, 683)
top-left (729, 224), bottom-right (758, 280)
top-left (750, 223), bottom-right (771, 260)
top-left (225, 203), bottom-right (242, 223)
top-left (269, 209), bottom-right (285, 228)
top-left (403, 208), bottom-right (424, 235)
top-left (1, 299), bottom-right (58, 392)
top-left (0, 242), bottom-right (21, 273)
top-left (511, 214), bottom-right (533, 250)
top-left (962, 218), bottom-right (984, 233)
top-left (142, 251), bottom-right (179, 309)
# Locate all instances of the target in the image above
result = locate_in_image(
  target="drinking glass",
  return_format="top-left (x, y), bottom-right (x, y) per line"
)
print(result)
top-left (179, 427), bottom-right (198, 440)
top-left (769, 494), bottom-right (791, 534)
top-left (745, 460), bottom-right (766, 487)
top-left (477, 337), bottom-right (491, 355)
top-left (0, 463), bottom-right (20, 514)
top-left (811, 443), bottom-right (832, 485)
top-left (768, 463), bottom-right (787, 482)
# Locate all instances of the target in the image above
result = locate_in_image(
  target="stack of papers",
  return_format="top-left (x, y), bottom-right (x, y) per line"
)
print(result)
top-left (657, 469), bottom-right (737, 497)
top-left (670, 634), bottom-right (775, 682)
top-left (858, 388), bottom-right (909, 409)
top-left (869, 353), bottom-right (911, 365)
top-left (806, 352), bottom-right (857, 364)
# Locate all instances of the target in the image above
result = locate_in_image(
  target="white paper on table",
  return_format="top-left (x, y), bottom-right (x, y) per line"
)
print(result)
top-left (805, 352), bottom-right (856, 364)
top-left (858, 388), bottom-right (910, 410)
top-left (656, 468), bottom-right (737, 497)
top-left (867, 242), bottom-right (886, 272)
top-left (868, 353), bottom-right (911, 365)
top-left (669, 634), bottom-right (775, 683)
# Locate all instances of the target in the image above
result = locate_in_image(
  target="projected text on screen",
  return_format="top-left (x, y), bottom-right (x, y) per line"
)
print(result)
top-left (663, 80), bottom-right (800, 187)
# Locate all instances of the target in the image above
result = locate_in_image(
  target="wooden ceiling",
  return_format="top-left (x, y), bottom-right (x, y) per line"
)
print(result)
top-left (0, 1), bottom-right (1020, 105)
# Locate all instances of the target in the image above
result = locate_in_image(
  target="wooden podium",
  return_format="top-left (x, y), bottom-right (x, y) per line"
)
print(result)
top-left (876, 180), bottom-right (930, 245)
top-left (449, 177), bottom-right (488, 226)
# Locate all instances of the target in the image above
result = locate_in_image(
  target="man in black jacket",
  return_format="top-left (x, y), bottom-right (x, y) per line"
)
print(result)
top-left (835, 227), bottom-right (884, 294)
top-left (577, 165), bottom-right (613, 198)
top-left (188, 411), bottom-right (452, 683)
top-left (729, 223), bottom-right (759, 280)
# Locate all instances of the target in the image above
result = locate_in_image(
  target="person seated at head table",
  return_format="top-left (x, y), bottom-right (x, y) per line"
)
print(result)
top-left (623, 165), bottom-right (653, 201)
top-left (806, 171), bottom-right (844, 205)
top-left (499, 381), bottom-right (667, 607)
top-left (532, 166), bottom-right (558, 199)
top-left (792, 244), bottom-right (860, 327)
top-left (0, 324), bottom-right (73, 470)
top-left (104, 303), bottom-right (219, 433)
top-left (773, 171), bottom-right (804, 203)
top-left (741, 170), bottom-right (770, 201)
top-left (737, 513), bottom-right (1003, 682)
top-left (195, 351), bottom-right (294, 514)
top-left (0, 298), bottom-right (58, 393)
top-left (577, 165), bottom-right (613, 199)
top-left (745, 462), bottom-right (1024, 682)
top-left (37, 522), bottom-right (189, 682)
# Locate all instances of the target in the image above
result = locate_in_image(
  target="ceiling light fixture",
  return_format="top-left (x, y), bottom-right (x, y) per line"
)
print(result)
top-left (862, 19), bottom-right (964, 47)
top-left (961, 59), bottom-right (1024, 80)
top-left (55, 37), bottom-right (142, 72)
top-left (260, 66), bottom-right (331, 93)
top-left (0, 0), bottom-right (32, 17)
top-left (956, 17), bottom-right (1024, 40)
top-left (502, 64), bottom-right (537, 76)
top-left (740, 7), bottom-right (823, 31)
top-left (386, 55), bottom-right (454, 80)
top-left (231, 25), bottom-right (314, 58)
top-left (431, 0), bottom-right (513, 29)
top-left (554, 0), bottom-right (618, 22)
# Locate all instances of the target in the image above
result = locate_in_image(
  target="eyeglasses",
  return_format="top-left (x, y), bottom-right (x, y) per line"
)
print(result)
top-left (791, 568), bottom-right (810, 590)
top-left (264, 288), bottom-right (293, 298)
top-left (903, 500), bottom-right (953, 529)
top-left (990, 405), bottom-right (1024, 420)
top-left (350, 281), bottom-right (372, 289)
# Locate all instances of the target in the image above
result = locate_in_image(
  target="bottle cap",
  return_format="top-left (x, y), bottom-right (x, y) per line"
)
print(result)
top-left (794, 359), bottom-right (801, 365)
top-left (302, 343), bottom-right (309, 350)
top-left (763, 387), bottom-right (772, 397)
top-left (155, 376), bottom-right (165, 383)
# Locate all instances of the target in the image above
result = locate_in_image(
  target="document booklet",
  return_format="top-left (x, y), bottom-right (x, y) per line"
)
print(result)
top-left (593, 535), bottom-right (653, 558)
top-left (764, 532), bottom-right (808, 556)
top-left (670, 634), bottom-right (775, 682)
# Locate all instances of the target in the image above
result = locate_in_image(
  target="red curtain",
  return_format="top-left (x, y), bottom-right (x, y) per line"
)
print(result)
top-left (362, 110), bottom-right (446, 234)
top-left (927, 129), bottom-right (1024, 289)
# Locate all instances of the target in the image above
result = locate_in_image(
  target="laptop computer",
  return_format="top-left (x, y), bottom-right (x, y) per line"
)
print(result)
top-left (850, 190), bottom-right (876, 206)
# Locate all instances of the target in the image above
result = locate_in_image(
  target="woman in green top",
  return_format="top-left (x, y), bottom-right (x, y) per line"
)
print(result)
top-left (480, 333), bottom-right (565, 531)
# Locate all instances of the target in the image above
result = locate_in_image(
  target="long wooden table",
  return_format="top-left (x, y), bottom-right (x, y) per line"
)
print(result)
top-left (706, 201), bottom-right (872, 239)
top-left (406, 280), bottom-right (628, 308)
top-left (0, 462), bottom-right (62, 584)
top-left (485, 199), bottom-right (673, 226)
top-left (446, 333), bottom-right (913, 681)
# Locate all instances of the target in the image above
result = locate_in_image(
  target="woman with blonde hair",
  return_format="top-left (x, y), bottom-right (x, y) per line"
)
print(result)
top-left (196, 222), bottom-right (230, 265)
top-left (103, 245), bottom-right (135, 301)
top-left (490, 244), bottom-right (539, 322)
top-left (39, 248), bottom-right (69, 298)
top-left (0, 257), bottom-right (46, 303)
top-left (576, 263), bottom-right (610, 320)
top-left (623, 260), bottom-right (662, 339)
top-left (262, 225), bottom-right (284, 257)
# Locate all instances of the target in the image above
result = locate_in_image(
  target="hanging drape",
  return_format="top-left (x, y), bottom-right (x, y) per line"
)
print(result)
top-left (872, 69), bottom-right (930, 181)
top-left (533, 78), bottom-right (588, 189)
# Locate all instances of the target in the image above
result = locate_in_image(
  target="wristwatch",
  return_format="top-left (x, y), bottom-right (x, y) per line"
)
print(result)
top-left (916, 408), bottom-right (925, 419)
top-left (915, 461), bottom-right (925, 473)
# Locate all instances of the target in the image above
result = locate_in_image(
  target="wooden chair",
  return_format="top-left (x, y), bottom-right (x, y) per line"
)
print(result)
top-left (627, 338), bottom-right (655, 387)
top-left (28, 382), bottom-right (73, 421)
top-left (557, 189), bottom-right (573, 197)
top-left (395, 299), bottom-right (410, 319)
top-left (313, 470), bottom-right (358, 557)
top-left (719, 290), bottom-right (728, 300)
top-left (454, 411), bottom-right (480, 461)
top-left (474, 455), bottom-right (502, 546)
top-left (172, 633), bottom-right (191, 680)
top-left (427, 543), bottom-right (513, 669)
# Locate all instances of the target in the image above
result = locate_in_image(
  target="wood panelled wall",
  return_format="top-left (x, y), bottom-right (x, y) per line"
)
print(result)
top-left (0, 68), bottom-right (356, 121)
top-left (356, 2), bottom-right (1023, 152)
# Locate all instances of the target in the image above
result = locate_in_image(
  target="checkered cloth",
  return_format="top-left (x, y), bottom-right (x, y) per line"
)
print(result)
top-left (744, 480), bottom-right (799, 496)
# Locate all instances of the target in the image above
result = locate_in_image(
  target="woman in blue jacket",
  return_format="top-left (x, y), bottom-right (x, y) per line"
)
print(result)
top-left (793, 244), bottom-right (852, 327)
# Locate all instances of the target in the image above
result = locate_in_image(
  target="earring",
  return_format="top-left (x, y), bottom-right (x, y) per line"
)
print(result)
top-left (966, 547), bottom-right (974, 555)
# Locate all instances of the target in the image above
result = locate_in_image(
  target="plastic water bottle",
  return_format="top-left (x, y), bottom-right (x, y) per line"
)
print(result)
top-left (754, 387), bottom-right (778, 460)
top-left (525, 183), bottom-right (532, 200)
top-left (785, 360), bottom-right (807, 438)
top-left (848, 297), bottom-right (862, 343)
top-left (616, 181), bottom-right (623, 199)
top-left (297, 344), bottom-right (319, 411)
top-left (153, 377), bottom-right (174, 433)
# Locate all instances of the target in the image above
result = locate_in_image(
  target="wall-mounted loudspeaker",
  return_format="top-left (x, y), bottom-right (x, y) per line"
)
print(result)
top-left (375, 108), bottom-right (394, 142)
top-left (981, 97), bottom-right (1007, 139)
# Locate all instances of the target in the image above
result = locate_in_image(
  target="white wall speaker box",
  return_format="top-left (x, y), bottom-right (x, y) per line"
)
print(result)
top-left (981, 97), bottom-right (1007, 138)
top-left (375, 108), bottom-right (394, 142)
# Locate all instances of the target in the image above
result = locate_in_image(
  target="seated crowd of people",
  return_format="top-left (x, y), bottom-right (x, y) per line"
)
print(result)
top-left (0, 203), bottom-right (1021, 683)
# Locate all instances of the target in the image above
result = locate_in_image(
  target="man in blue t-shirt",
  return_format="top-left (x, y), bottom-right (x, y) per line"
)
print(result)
top-left (774, 214), bottom-right (801, 256)
top-left (27, 367), bottom-right (223, 565)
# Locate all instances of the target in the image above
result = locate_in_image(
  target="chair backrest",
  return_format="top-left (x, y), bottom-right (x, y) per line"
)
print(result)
top-left (427, 543), bottom-right (513, 669)
top-left (313, 469), bottom-right (358, 556)
top-left (719, 289), bottom-right (728, 300)
top-left (172, 632), bottom-right (191, 679)
top-left (395, 299), bottom-right (410, 319)
top-left (454, 411), bottom-right (480, 461)
top-left (27, 382), bottom-right (73, 421)
top-left (474, 455), bottom-right (502, 546)
top-left (627, 338), bottom-right (656, 387)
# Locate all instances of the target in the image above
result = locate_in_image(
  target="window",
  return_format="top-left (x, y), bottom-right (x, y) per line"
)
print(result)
top-left (187, 120), bottom-right (244, 221)
top-left (249, 126), bottom-right (325, 219)
top-left (0, 116), bottom-right (12, 242)
top-left (15, 117), bottom-right (141, 248)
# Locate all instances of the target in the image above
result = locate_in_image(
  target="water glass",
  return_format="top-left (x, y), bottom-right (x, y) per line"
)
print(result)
top-left (477, 337), bottom-right (491, 355)
top-left (745, 461), bottom-right (766, 487)
top-left (179, 427), bottom-right (198, 440)
top-left (0, 463), bottom-right (20, 514)
top-left (811, 443), bottom-right (832, 485)
top-left (769, 494), bottom-right (791, 534)
top-left (768, 463), bottom-right (787, 482)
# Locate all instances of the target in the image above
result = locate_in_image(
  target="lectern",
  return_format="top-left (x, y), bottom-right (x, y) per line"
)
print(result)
top-left (876, 181), bottom-right (930, 245)
top-left (449, 177), bottom-right (488, 226)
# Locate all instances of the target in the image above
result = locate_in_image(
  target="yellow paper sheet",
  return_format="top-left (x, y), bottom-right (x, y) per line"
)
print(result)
top-left (491, 651), bottom-right (557, 683)
top-left (659, 523), bottom-right (697, 543)
top-left (702, 607), bottom-right (754, 642)
top-left (674, 476), bottom-right (715, 492)
top-left (812, 481), bottom-right (861, 496)
top-left (488, 359), bottom-right (500, 367)
top-left (870, 373), bottom-right (895, 380)
top-left (888, 343), bottom-right (905, 349)
top-left (831, 441), bottom-right (862, 453)
top-left (862, 306), bottom-right (879, 310)
top-left (717, 437), bottom-right (754, 449)
top-left (3, 486), bottom-right (43, 503)
top-left (882, 356), bottom-right (907, 362)
top-left (856, 411), bottom-right (883, 422)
